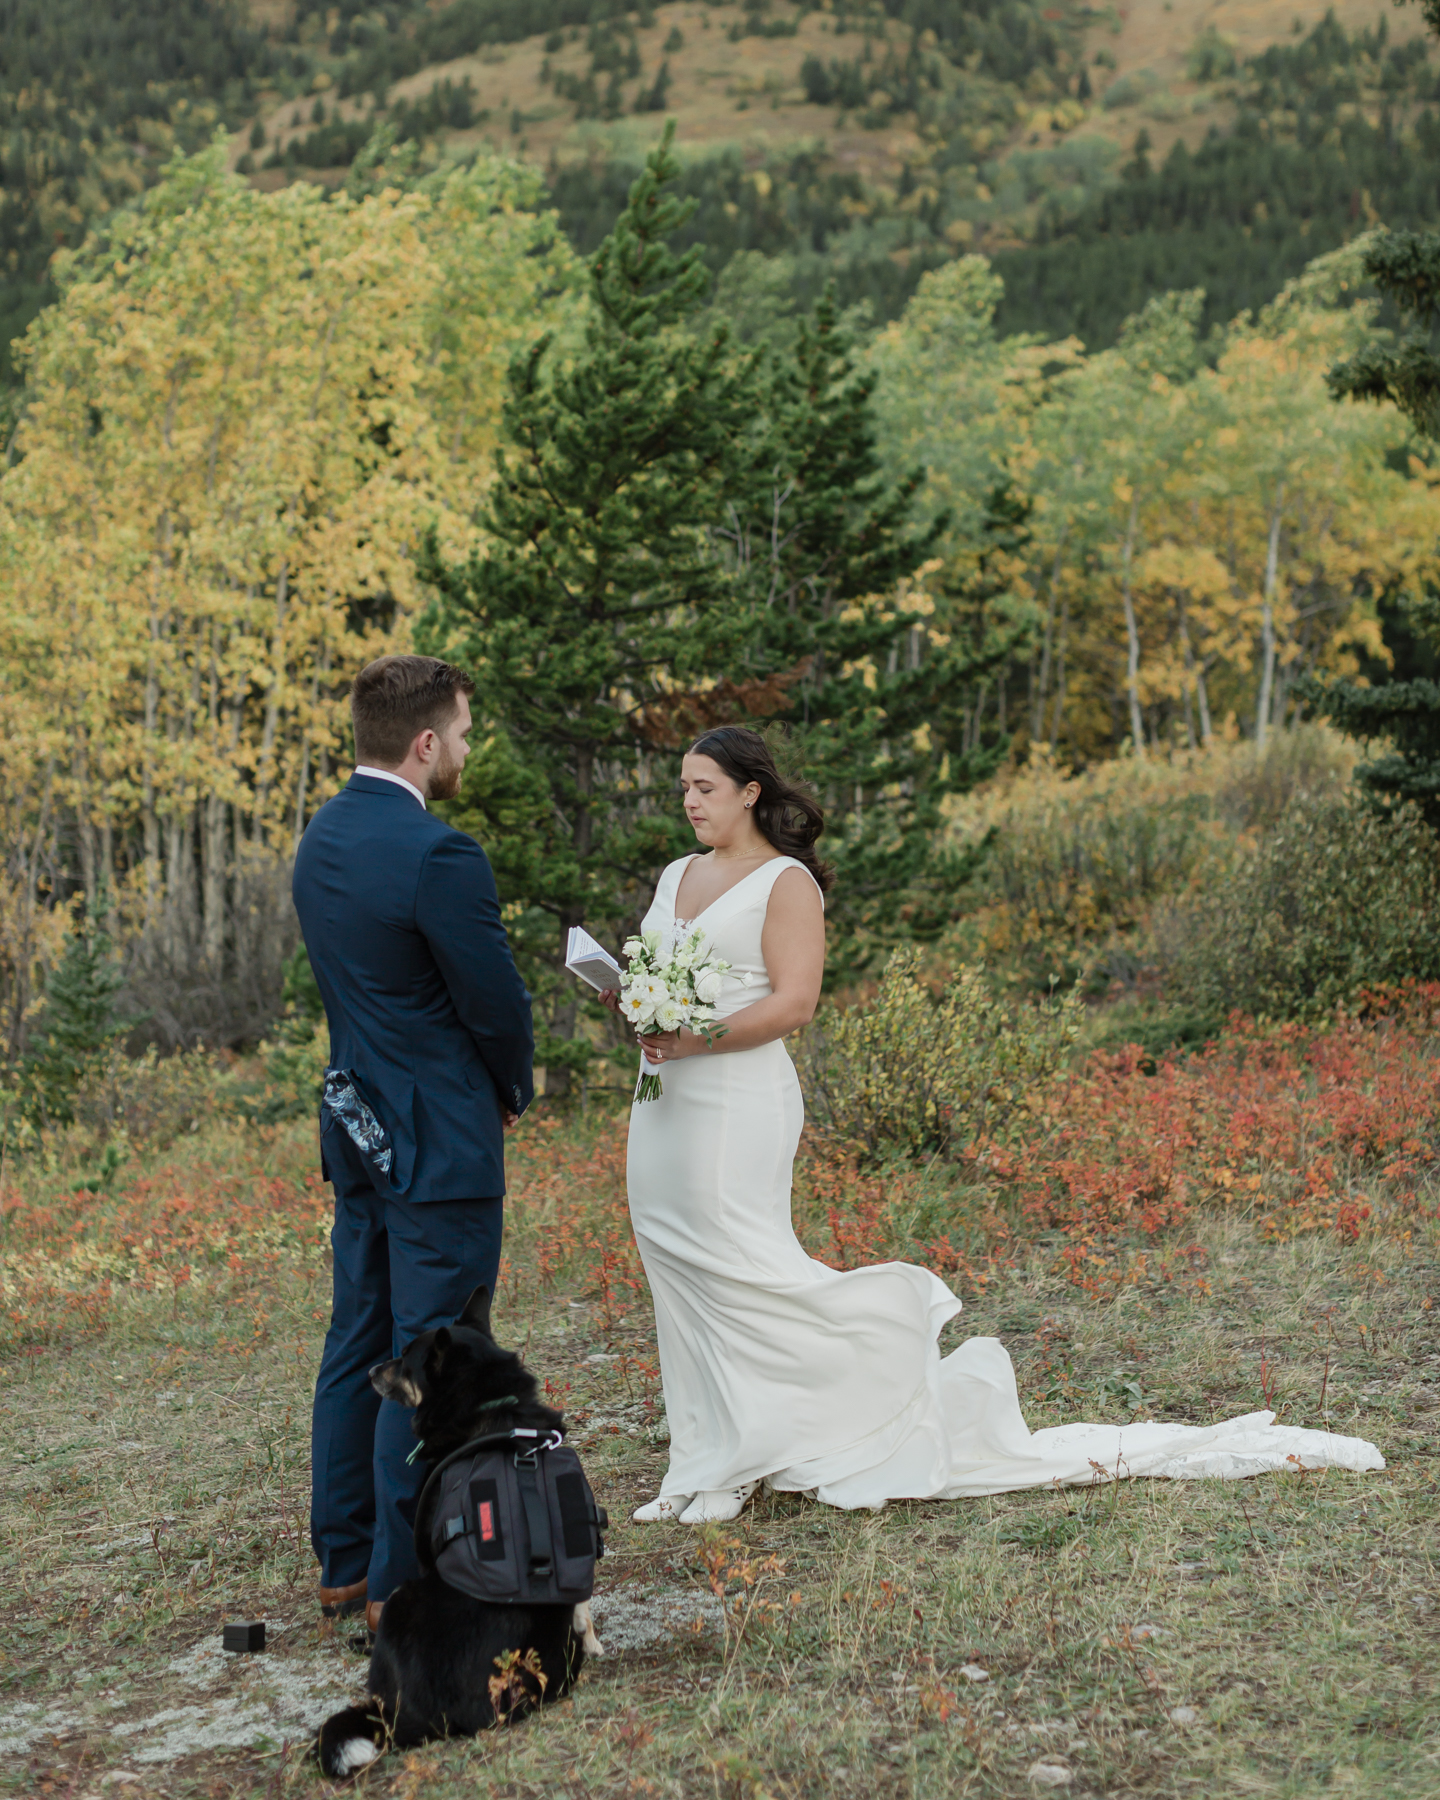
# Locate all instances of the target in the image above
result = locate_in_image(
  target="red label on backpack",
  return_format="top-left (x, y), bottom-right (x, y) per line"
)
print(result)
top-left (479, 1500), bottom-right (496, 1541)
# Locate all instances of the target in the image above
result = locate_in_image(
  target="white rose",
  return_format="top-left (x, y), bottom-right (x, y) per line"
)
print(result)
top-left (694, 969), bottom-right (724, 1004)
top-left (655, 999), bottom-right (683, 1031)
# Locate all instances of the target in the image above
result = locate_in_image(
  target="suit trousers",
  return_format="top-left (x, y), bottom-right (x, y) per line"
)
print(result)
top-left (310, 1124), bottom-right (503, 1602)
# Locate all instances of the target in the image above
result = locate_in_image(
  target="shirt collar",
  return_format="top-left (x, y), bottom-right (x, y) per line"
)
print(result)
top-left (354, 765), bottom-right (427, 809)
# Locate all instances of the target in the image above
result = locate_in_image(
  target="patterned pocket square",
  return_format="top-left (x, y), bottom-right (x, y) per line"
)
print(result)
top-left (323, 1069), bottom-right (394, 1177)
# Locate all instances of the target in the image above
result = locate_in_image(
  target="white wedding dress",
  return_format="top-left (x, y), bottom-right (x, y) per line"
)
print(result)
top-left (625, 855), bottom-right (1384, 1511)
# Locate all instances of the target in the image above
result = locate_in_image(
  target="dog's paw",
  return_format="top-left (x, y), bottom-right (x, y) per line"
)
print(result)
top-left (573, 1601), bottom-right (604, 1657)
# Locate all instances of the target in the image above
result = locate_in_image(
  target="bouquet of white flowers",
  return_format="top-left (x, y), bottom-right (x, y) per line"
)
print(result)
top-left (619, 924), bottom-right (744, 1103)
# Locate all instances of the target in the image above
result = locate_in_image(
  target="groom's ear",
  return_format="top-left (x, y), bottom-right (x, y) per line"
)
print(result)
top-left (457, 1285), bottom-right (493, 1337)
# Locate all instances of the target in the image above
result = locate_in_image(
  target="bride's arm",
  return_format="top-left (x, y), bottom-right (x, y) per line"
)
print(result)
top-left (641, 868), bottom-right (825, 1062)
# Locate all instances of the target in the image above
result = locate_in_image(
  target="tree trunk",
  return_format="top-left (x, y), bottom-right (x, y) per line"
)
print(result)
top-left (203, 634), bottom-right (226, 969)
top-left (1256, 488), bottom-right (1284, 750)
top-left (99, 818), bottom-right (115, 933)
top-left (204, 795), bottom-right (227, 970)
top-left (548, 746), bottom-right (596, 1100)
top-left (1176, 594), bottom-right (1197, 751)
top-left (254, 562), bottom-right (290, 843)
top-left (73, 732), bottom-right (96, 905)
top-left (1195, 659), bottom-right (1213, 746)
top-left (142, 620), bottom-right (161, 930)
top-left (1048, 598), bottom-right (1069, 754)
top-left (1119, 494), bottom-right (1144, 757)
top-left (1032, 533), bottom-right (1066, 742)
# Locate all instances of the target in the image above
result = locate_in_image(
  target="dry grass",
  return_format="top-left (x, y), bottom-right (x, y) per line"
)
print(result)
top-left (0, 1041), bottom-right (1436, 1798)
top-left (235, 0), bottom-right (1426, 214)
top-left (242, 3), bottom-right (929, 191)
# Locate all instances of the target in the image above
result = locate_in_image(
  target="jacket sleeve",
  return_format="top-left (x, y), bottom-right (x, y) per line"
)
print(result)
top-left (415, 831), bottom-right (535, 1118)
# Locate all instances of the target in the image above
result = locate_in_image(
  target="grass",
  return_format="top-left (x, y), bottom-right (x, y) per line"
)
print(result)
top-left (1, 1025), bottom-right (1437, 1798)
top-left (239, 0), bottom-right (1430, 224)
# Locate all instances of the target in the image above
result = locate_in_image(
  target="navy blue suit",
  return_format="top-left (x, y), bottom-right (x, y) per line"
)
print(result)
top-left (293, 772), bottom-right (533, 1602)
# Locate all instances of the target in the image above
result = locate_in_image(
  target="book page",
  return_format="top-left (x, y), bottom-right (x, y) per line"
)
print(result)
top-left (565, 925), bottom-right (622, 991)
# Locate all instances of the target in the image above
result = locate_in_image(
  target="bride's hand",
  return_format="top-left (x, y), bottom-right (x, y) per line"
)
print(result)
top-left (638, 1028), bottom-right (695, 1065)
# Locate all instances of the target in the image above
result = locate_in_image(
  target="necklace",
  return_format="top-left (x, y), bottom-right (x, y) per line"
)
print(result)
top-left (713, 845), bottom-right (768, 863)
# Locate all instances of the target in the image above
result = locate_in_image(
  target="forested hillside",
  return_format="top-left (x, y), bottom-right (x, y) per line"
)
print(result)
top-left (994, 14), bottom-right (1440, 343)
top-left (2, 0), bottom-right (1436, 395)
top-left (0, 0), bottom-right (282, 380)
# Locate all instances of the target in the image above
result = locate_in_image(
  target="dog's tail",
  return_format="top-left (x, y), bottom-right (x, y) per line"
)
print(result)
top-left (315, 1702), bottom-right (387, 1779)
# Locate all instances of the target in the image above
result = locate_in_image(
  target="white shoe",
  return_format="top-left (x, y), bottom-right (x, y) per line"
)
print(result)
top-left (679, 1483), bottom-right (758, 1524)
top-left (631, 1494), bottom-right (693, 1523)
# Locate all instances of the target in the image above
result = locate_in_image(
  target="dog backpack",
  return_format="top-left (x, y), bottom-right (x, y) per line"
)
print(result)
top-left (414, 1429), bottom-right (607, 1607)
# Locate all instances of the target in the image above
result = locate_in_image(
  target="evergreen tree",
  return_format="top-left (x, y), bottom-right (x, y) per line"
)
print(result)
top-left (422, 123), bottom-right (760, 1086)
top-left (427, 131), bottom-right (1025, 1079)
top-left (21, 898), bottom-right (128, 1127)
top-left (1305, 25), bottom-right (1440, 820)
top-left (715, 291), bottom-right (1009, 965)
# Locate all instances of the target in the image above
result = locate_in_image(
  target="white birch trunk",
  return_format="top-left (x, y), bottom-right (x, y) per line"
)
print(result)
top-left (1120, 494), bottom-right (1144, 757)
top-left (1256, 488), bottom-right (1284, 750)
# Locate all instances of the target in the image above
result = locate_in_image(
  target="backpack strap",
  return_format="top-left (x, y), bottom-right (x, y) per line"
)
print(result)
top-left (513, 1443), bottom-right (554, 1582)
top-left (412, 1429), bottom-right (529, 1571)
top-left (412, 1428), bottom-right (565, 1572)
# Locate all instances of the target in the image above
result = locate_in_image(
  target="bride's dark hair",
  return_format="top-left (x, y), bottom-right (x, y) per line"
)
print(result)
top-left (687, 726), bottom-right (834, 895)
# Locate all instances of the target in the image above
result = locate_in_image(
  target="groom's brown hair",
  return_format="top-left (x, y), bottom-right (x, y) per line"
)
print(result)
top-left (351, 655), bottom-right (475, 767)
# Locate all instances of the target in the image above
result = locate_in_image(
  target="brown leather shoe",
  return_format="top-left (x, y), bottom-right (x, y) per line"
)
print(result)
top-left (365, 1599), bottom-right (384, 1634)
top-left (319, 1577), bottom-right (367, 1619)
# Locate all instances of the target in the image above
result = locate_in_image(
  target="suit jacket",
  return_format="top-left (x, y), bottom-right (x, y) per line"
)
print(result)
top-left (292, 773), bottom-right (534, 1202)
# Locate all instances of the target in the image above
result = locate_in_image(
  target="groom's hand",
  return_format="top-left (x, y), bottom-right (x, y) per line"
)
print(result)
top-left (503, 1109), bottom-right (521, 1131)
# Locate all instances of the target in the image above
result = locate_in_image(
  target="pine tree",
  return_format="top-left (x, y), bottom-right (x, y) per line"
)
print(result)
top-left (21, 898), bottom-right (128, 1127)
top-left (715, 289), bottom-right (1007, 967)
top-left (1308, 159), bottom-right (1440, 816)
top-left (422, 122), bottom-right (760, 1086)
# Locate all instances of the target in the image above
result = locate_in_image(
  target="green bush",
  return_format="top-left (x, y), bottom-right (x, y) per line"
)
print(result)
top-left (249, 946), bottom-right (328, 1123)
top-left (1102, 69), bottom-right (1159, 110)
top-left (800, 947), bottom-right (1083, 1163)
top-left (1170, 794), bottom-right (1440, 1020)
top-left (948, 728), bottom-right (1355, 989)
top-left (71, 1044), bottom-right (233, 1149)
top-left (19, 902), bottom-right (130, 1128)
top-left (1186, 27), bottom-right (1238, 81)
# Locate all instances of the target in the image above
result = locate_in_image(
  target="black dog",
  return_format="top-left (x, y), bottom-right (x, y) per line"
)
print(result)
top-left (315, 1287), bottom-right (603, 1778)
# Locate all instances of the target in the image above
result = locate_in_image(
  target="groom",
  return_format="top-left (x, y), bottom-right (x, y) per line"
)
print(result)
top-left (293, 654), bottom-right (533, 1635)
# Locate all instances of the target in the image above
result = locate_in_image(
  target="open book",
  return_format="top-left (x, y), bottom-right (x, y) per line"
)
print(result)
top-left (565, 925), bottom-right (622, 993)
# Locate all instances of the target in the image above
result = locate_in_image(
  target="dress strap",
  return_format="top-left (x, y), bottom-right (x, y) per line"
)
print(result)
top-left (662, 855), bottom-right (699, 897)
top-left (754, 855), bottom-right (826, 912)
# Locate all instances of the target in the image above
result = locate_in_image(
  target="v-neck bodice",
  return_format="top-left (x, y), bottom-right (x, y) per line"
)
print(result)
top-left (642, 853), bottom-right (820, 1019)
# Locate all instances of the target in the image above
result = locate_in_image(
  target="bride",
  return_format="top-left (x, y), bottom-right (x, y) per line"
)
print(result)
top-left (612, 726), bottom-right (1383, 1525)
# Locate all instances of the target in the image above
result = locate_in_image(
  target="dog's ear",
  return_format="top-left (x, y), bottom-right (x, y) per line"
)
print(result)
top-left (428, 1326), bottom-right (453, 1367)
top-left (456, 1285), bottom-right (493, 1337)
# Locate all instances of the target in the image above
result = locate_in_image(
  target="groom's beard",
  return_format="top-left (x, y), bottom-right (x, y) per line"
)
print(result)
top-left (428, 744), bottom-right (464, 803)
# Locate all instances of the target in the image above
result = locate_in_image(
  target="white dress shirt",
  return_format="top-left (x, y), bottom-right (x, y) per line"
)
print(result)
top-left (354, 765), bottom-right (427, 809)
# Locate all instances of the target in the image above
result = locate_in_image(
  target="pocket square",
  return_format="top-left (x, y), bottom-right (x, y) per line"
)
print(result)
top-left (323, 1069), bottom-right (395, 1177)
